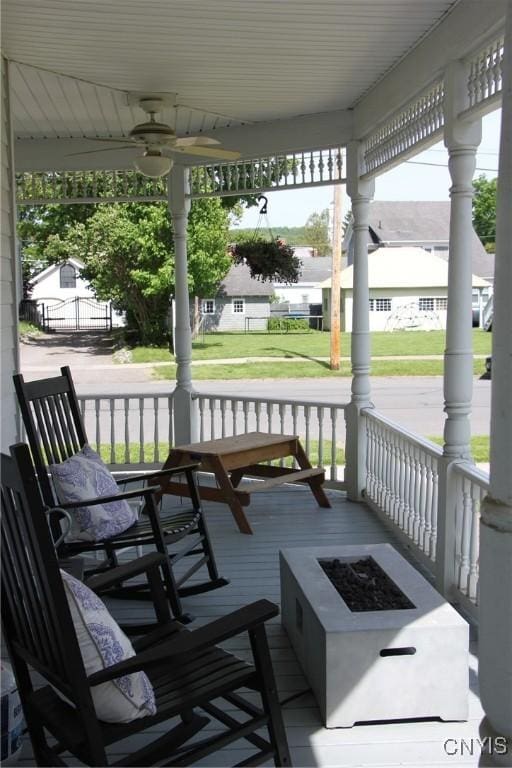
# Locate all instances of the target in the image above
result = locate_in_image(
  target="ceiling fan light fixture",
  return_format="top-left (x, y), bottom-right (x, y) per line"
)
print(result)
top-left (134, 151), bottom-right (173, 178)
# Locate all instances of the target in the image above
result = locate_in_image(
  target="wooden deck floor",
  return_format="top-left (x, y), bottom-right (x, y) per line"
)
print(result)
top-left (19, 485), bottom-right (485, 767)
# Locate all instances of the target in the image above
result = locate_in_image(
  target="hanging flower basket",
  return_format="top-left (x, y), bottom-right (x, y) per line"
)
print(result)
top-left (230, 238), bottom-right (301, 283)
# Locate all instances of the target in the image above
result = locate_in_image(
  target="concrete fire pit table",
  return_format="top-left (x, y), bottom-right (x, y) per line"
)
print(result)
top-left (280, 543), bottom-right (468, 727)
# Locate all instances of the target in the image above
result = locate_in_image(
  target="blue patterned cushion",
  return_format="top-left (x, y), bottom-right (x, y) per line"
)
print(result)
top-left (49, 444), bottom-right (137, 542)
top-left (61, 570), bottom-right (156, 722)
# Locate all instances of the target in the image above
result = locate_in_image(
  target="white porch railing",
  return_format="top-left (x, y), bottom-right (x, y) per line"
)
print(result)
top-left (77, 390), bottom-right (486, 619)
top-left (363, 408), bottom-right (441, 571)
top-left (194, 392), bottom-right (348, 488)
top-left (77, 390), bottom-right (348, 488)
top-left (78, 392), bottom-right (174, 470)
top-left (450, 462), bottom-right (488, 618)
top-left (363, 408), bottom-right (486, 621)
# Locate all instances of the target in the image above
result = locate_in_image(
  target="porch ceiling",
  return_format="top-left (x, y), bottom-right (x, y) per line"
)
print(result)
top-left (2, 0), bottom-right (507, 171)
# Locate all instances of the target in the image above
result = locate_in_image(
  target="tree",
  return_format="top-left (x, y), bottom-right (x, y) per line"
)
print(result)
top-left (472, 175), bottom-right (497, 253)
top-left (40, 198), bottom-right (231, 345)
top-left (303, 209), bottom-right (331, 256)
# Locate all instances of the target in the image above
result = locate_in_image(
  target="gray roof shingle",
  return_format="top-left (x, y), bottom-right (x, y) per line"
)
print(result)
top-left (366, 201), bottom-right (494, 281)
top-left (218, 263), bottom-right (274, 297)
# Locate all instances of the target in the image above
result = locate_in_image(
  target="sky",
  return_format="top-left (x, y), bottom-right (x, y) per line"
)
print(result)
top-left (232, 109), bottom-right (501, 230)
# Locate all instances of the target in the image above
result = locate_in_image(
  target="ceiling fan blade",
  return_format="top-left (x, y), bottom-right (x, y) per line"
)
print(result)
top-left (171, 145), bottom-right (241, 160)
top-left (174, 136), bottom-right (221, 148)
top-left (66, 145), bottom-right (135, 157)
top-left (86, 136), bottom-right (135, 144)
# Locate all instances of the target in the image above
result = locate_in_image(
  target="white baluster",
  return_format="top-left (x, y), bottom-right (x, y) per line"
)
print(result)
top-left (123, 398), bottom-right (130, 462)
top-left (210, 397), bottom-right (215, 441)
top-left (139, 397), bottom-right (144, 464)
top-left (468, 486), bottom-right (480, 601)
top-left (94, 398), bottom-right (101, 455)
top-left (459, 481), bottom-right (473, 594)
top-left (317, 407), bottom-right (324, 470)
top-left (330, 407), bottom-right (337, 482)
top-left (153, 397), bottom-right (159, 463)
top-left (109, 399), bottom-right (115, 464)
top-left (220, 399), bottom-right (227, 438)
top-left (424, 456), bottom-right (434, 558)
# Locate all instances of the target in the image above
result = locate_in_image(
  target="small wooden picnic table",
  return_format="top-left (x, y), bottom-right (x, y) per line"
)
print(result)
top-left (158, 431), bottom-right (331, 534)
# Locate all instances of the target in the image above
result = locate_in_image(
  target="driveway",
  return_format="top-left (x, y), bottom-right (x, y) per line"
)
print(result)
top-left (20, 330), bottom-right (156, 387)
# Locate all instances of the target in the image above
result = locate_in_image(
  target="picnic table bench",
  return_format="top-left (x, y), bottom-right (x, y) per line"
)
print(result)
top-left (159, 431), bottom-right (331, 534)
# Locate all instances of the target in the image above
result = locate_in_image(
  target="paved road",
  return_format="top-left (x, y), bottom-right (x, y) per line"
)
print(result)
top-left (20, 332), bottom-right (491, 438)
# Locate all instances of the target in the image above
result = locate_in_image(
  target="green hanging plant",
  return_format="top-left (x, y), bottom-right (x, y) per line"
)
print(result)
top-left (230, 238), bottom-right (301, 283)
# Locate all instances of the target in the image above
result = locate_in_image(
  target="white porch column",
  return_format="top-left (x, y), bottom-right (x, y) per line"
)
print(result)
top-left (479, 8), bottom-right (512, 751)
top-left (345, 142), bottom-right (375, 500)
top-left (436, 63), bottom-right (482, 595)
top-left (1, 56), bottom-right (21, 449)
top-left (168, 165), bottom-right (198, 445)
top-left (443, 62), bottom-right (482, 461)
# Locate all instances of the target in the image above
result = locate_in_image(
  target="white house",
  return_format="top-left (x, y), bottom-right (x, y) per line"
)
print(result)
top-left (200, 263), bottom-right (274, 332)
top-left (30, 257), bottom-right (94, 303)
top-left (320, 247), bottom-right (490, 332)
top-left (29, 258), bottom-right (125, 329)
top-left (343, 201), bottom-right (494, 325)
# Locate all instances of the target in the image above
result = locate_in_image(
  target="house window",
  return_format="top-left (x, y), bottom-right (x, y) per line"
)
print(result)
top-left (60, 264), bottom-right (76, 289)
top-left (202, 299), bottom-right (215, 314)
top-left (370, 298), bottom-right (391, 312)
top-left (435, 297), bottom-right (448, 310)
top-left (232, 298), bottom-right (245, 314)
top-left (419, 298), bottom-right (434, 311)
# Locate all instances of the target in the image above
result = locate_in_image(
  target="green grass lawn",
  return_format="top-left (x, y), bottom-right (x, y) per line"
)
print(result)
top-left (96, 440), bottom-right (345, 467)
top-left (98, 437), bottom-right (488, 466)
top-left (152, 357), bottom-right (487, 380)
top-left (130, 329), bottom-right (492, 363)
top-left (429, 435), bottom-right (490, 463)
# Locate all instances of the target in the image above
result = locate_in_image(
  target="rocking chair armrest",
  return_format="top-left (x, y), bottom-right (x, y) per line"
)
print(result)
top-left (116, 463), bottom-right (200, 485)
top-left (84, 552), bottom-right (167, 592)
top-left (88, 599), bottom-right (279, 684)
top-left (57, 484), bottom-right (161, 510)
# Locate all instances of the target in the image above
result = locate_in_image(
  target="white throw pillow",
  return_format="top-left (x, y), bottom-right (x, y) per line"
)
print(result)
top-left (49, 444), bottom-right (137, 542)
top-left (61, 570), bottom-right (156, 723)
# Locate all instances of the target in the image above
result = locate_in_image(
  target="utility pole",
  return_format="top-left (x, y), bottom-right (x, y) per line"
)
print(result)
top-left (330, 183), bottom-right (343, 369)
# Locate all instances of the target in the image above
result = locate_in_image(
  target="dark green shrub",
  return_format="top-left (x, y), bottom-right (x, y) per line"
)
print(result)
top-left (267, 317), bottom-right (310, 332)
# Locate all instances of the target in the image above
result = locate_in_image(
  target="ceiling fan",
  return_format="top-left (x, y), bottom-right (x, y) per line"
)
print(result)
top-left (68, 96), bottom-right (241, 177)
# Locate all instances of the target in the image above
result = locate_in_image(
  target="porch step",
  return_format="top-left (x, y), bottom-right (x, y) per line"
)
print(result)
top-left (237, 467), bottom-right (325, 494)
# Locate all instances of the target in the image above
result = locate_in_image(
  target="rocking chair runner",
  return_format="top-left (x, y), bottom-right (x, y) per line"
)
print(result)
top-left (1, 444), bottom-right (292, 767)
top-left (13, 366), bottom-right (228, 621)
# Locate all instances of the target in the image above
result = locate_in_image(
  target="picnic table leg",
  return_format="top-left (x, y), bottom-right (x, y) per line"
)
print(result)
top-left (294, 442), bottom-right (331, 508)
top-left (210, 455), bottom-right (253, 535)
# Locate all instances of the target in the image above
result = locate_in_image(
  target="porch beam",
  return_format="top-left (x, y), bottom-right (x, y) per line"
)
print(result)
top-left (345, 141), bottom-right (374, 501)
top-left (168, 166), bottom-right (198, 445)
top-left (479, 4), bottom-right (512, 748)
